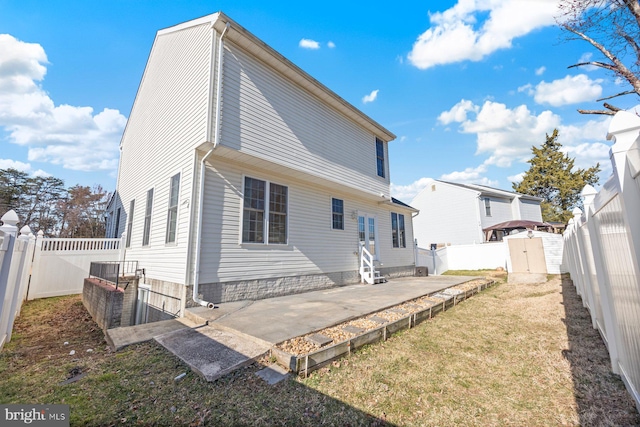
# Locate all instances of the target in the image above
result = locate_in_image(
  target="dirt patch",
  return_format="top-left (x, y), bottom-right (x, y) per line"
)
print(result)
top-left (8, 295), bottom-right (108, 367)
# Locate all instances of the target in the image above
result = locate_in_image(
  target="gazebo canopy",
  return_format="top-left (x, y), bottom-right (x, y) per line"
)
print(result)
top-left (482, 219), bottom-right (552, 232)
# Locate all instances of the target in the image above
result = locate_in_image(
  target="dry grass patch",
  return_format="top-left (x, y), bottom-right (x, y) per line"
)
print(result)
top-left (301, 275), bottom-right (640, 426)
top-left (0, 295), bottom-right (388, 426)
top-left (2, 274), bottom-right (638, 426)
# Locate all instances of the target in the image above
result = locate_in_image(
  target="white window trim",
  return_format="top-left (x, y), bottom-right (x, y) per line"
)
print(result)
top-left (165, 171), bottom-right (182, 246)
top-left (239, 175), bottom-right (290, 246)
top-left (331, 197), bottom-right (345, 231)
top-left (142, 187), bottom-right (154, 248)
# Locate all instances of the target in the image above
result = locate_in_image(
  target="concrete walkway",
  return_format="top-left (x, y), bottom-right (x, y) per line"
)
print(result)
top-left (107, 275), bottom-right (478, 382)
top-left (187, 275), bottom-right (475, 345)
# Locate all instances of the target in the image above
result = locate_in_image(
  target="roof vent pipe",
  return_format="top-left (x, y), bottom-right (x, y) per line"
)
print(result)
top-left (192, 21), bottom-right (230, 309)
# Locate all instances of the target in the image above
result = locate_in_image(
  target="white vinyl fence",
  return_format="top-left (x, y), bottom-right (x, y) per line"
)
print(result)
top-left (416, 242), bottom-right (507, 275)
top-left (0, 209), bottom-right (123, 351)
top-left (416, 232), bottom-right (566, 276)
top-left (0, 211), bottom-right (36, 350)
top-left (563, 111), bottom-right (640, 411)
top-left (28, 235), bottom-right (122, 299)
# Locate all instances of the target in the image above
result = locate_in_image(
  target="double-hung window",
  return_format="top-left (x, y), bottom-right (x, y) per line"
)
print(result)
top-left (166, 173), bottom-right (180, 243)
top-left (242, 177), bottom-right (288, 244)
top-left (391, 212), bottom-right (406, 248)
top-left (126, 200), bottom-right (135, 248)
top-left (484, 197), bottom-right (491, 217)
top-left (332, 198), bottom-right (344, 230)
top-left (375, 137), bottom-right (385, 178)
top-left (142, 189), bottom-right (153, 246)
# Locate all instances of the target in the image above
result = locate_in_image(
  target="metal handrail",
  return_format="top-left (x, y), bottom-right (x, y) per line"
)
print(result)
top-left (89, 261), bottom-right (139, 290)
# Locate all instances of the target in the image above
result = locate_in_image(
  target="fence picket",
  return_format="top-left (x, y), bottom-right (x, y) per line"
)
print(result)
top-left (563, 111), bottom-right (640, 412)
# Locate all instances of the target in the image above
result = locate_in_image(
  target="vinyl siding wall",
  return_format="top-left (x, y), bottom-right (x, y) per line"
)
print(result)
top-left (197, 158), bottom-right (414, 284)
top-left (218, 41), bottom-right (390, 198)
top-left (479, 196), bottom-right (513, 228)
top-left (411, 183), bottom-right (483, 246)
top-left (519, 199), bottom-right (543, 222)
top-left (116, 23), bottom-right (212, 285)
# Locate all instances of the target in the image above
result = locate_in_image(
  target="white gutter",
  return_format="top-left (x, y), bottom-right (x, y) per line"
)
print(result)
top-left (192, 21), bottom-right (230, 309)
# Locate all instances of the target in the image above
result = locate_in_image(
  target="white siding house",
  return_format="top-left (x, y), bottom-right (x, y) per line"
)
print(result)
top-left (410, 180), bottom-right (542, 247)
top-left (106, 13), bottom-right (417, 319)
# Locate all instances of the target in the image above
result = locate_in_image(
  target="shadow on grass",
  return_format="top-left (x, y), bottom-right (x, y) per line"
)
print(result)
top-left (560, 275), bottom-right (640, 426)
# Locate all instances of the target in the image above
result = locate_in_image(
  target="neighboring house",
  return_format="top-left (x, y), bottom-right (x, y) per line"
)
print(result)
top-left (410, 179), bottom-right (542, 246)
top-left (105, 12), bottom-right (417, 320)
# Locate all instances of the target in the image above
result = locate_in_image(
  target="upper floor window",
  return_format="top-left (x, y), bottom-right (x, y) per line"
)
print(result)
top-left (126, 200), bottom-right (135, 248)
top-left (143, 188), bottom-right (153, 246)
top-left (332, 198), bottom-right (344, 230)
top-left (375, 138), bottom-right (385, 178)
top-left (484, 197), bottom-right (491, 217)
top-left (391, 212), bottom-right (406, 248)
top-left (242, 177), bottom-right (288, 244)
top-left (166, 173), bottom-right (180, 243)
top-left (113, 207), bottom-right (121, 238)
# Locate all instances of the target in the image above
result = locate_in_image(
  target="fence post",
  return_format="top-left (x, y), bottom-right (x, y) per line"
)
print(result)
top-left (27, 231), bottom-right (44, 300)
top-left (4, 226), bottom-right (33, 343)
top-left (0, 210), bottom-right (19, 350)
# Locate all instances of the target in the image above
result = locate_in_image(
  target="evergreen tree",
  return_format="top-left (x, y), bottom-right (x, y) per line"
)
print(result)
top-left (512, 129), bottom-right (600, 223)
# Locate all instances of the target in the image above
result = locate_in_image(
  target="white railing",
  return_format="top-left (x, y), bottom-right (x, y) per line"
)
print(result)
top-left (359, 244), bottom-right (375, 284)
top-left (563, 110), bottom-right (640, 411)
top-left (41, 238), bottom-right (121, 252)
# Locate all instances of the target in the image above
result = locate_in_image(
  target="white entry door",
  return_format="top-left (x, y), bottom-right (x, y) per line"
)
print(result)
top-left (358, 214), bottom-right (378, 260)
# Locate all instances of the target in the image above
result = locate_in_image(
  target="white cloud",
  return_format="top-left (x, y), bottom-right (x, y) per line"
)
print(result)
top-left (576, 52), bottom-right (599, 72)
top-left (508, 172), bottom-right (525, 183)
top-left (535, 66), bottom-right (546, 76)
top-left (0, 34), bottom-right (126, 173)
top-left (439, 98), bottom-right (613, 185)
top-left (0, 158), bottom-right (52, 178)
top-left (532, 74), bottom-right (603, 106)
top-left (362, 89), bottom-right (379, 104)
top-left (0, 158), bottom-right (31, 171)
top-left (438, 99), bottom-right (478, 125)
top-left (408, 0), bottom-right (559, 69)
top-left (517, 83), bottom-right (533, 95)
top-left (327, 41), bottom-right (335, 48)
top-left (299, 38), bottom-right (320, 49)
top-left (438, 99), bottom-right (562, 167)
top-left (31, 169), bottom-right (51, 178)
top-left (439, 164), bottom-right (498, 187)
top-left (391, 177), bottom-right (435, 201)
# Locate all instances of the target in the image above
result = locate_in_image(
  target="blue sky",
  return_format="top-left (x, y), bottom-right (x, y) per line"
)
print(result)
top-left (1, 0), bottom-right (636, 201)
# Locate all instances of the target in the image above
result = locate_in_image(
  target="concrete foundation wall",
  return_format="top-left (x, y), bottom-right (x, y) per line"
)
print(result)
top-left (82, 277), bottom-right (138, 330)
top-left (195, 271), bottom-right (356, 304)
top-left (192, 266), bottom-right (414, 305)
top-left (380, 265), bottom-right (415, 279)
top-left (143, 277), bottom-right (185, 321)
top-left (82, 278), bottom-right (123, 330)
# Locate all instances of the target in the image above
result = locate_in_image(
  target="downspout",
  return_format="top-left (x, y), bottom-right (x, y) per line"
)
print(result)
top-left (192, 21), bottom-right (230, 308)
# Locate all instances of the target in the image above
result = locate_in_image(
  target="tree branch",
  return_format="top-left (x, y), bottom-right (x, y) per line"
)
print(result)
top-left (562, 24), bottom-right (640, 95)
top-left (577, 109), bottom-right (617, 115)
top-left (596, 90), bottom-right (637, 101)
top-left (568, 61), bottom-right (616, 72)
top-left (603, 102), bottom-right (623, 112)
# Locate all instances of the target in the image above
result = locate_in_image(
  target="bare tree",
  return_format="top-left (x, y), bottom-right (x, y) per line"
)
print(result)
top-left (557, 0), bottom-right (640, 115)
